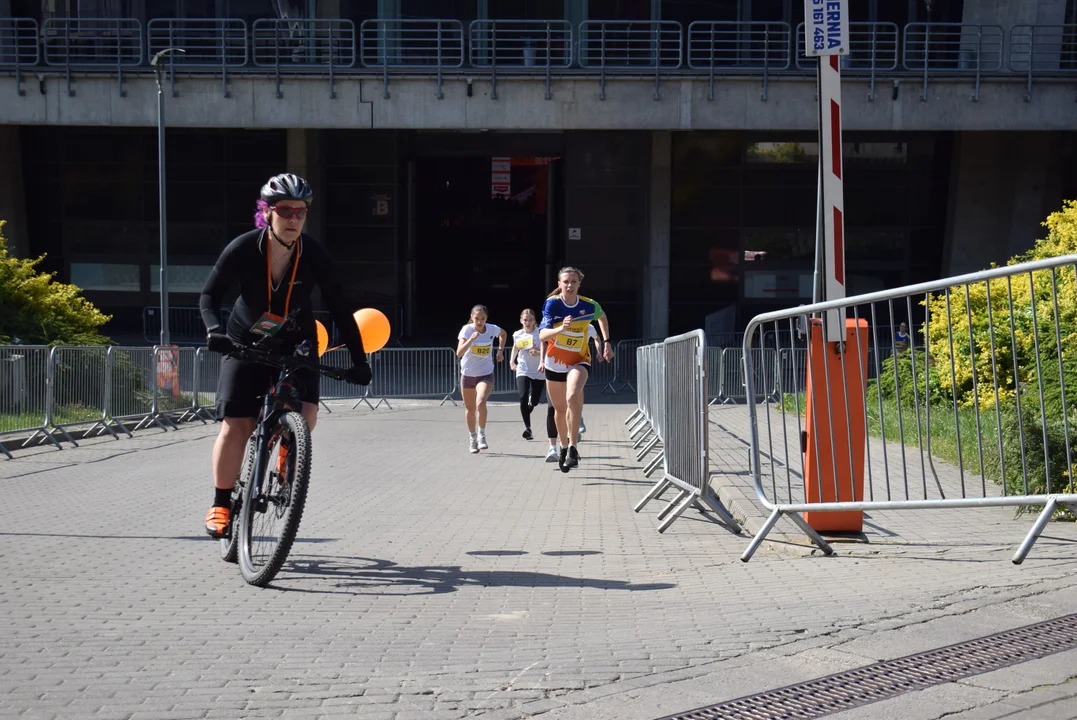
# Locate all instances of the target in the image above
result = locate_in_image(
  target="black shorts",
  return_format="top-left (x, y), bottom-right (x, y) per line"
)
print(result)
top-left (215, 354), bottom-right (319, 420)
top-left (544, 364), bottom-right (589, 383)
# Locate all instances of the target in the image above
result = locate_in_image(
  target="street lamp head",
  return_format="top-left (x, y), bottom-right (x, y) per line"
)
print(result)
top-left (150, 47), bottom-right (186, 67)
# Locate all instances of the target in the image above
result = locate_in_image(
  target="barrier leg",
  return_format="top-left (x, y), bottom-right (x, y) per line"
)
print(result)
top-left (740, 507), bottom-right (784, 562)
top-left (656, 488), bottom-right (689, 522)
top-left (1012, 498), bottom-right (1058, 565)
top-left (632, 427), bottom-right (653, 449)
top-left (657, 491), bottom-right (697, 534)
top-left (440, 393), bottom-right (458, 406)
top-left (699, 487), bottom-right (741, 534)
top-left (352, 396), bottom-right (376, 410)
top-left (785, 510), bottom-right (835, 556)
top-left (634, 477), bottom-right (670, 513)
top-left (624, 408), bottom-right (642, 425)
top-left (108, 418), bottom-right (134, 438)
top-left (602, 379), bottom-right (618, 395)
top-left (636, 435), bottom-right (659, 462)
top-left (0, 440), bottom-right (12, 459)
top-left (373, 396), bottom-right (393, 410)
top-left (643, 451), bottom-right (663, 477)
top-left (320, 401), bottom-right (332, 414)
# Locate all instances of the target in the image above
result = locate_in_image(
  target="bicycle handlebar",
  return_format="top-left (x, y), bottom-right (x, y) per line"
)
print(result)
top-left (215, 339), bottom-right (349, 382)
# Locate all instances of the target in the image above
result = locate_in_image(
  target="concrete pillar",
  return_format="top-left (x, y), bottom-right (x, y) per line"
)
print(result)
top-left (286, 128), bottom-right (325, 243)
top-left (643, 130), bottom-right (671, 339)
top-left (0, 126), bottom-right (29, 257)
top-left (943, 131), bottom-right (1063, 276)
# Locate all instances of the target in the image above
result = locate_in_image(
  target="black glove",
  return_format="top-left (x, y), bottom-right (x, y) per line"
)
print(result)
top-left (343, 362), bottom-right (372, 386)
top-left (206, 332), bottom-right (235, 355)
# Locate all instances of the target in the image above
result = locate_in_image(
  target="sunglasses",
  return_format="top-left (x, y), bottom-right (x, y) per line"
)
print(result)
top-left (271, 206), bottom-right (308, 220)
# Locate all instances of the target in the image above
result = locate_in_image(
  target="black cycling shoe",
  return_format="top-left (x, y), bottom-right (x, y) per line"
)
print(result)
top-left (522, 428), bottom-right (533, 440)
top-left (567, 445), bottom-right (580, 468)
top-left (558, 446), bottom-right (569, 473)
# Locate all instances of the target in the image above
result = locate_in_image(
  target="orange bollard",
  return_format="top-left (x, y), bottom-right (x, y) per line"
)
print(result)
top-left (802, 317), bottom-right (869, 533)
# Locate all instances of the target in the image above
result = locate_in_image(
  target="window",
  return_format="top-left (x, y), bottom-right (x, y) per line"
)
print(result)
top-left (150, 264), bottom-right (214, 293)
top-left (70, 263), bottom-right (141, 291)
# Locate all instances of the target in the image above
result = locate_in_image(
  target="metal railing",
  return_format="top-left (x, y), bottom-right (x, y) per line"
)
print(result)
top-left (6, 17), bottom-right (1077, 97)
top-left (688, 21), bottom-right (791, 100)
top-left (147, 18), bottom-right (248, 67)
top-left (252, 18), bottom-right (356, 68)
top-left (740, 254), bottom-right (1077, 564)
top-left (43, 17), bottom-right (143, 66)
top-left (578, 20), bottom-right (683, 69)
top-left (469, 19), bottom-right (573, 68)
top-left (0, 17), bottom-right (39, 95)
top-left (630, 331), bottom-right (740, 534)
top-left (903, 23), bottom-right (1004, 100)
top-left (1009, 24), bottom-right (1077, 100)
top-left (794, 22), bottom-right (899, 71)
top-left (688, 21), bottom-right (792, 70)
top-left (360, 18), bottom-right (464, 68)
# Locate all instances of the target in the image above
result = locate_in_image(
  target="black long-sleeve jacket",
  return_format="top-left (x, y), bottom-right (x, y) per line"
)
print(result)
top-left (199, 228), bottom-right (366, 365)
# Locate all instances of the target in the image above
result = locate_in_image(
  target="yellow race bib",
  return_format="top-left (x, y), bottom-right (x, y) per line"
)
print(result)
top-left (515, 335), bottom-right (534, 350)
top-left (554, 334), bottom-right (583, 350)
top-left (472, 345), bottom-right (492, 357)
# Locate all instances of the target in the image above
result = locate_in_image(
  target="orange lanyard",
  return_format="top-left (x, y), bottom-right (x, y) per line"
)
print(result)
top-left (266, 235), bottom-right (300, 317)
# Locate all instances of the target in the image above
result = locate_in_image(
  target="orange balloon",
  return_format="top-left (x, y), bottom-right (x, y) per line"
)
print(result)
top-left (315, 320), bottom-right (329, 357)
top-left (353, 308), bottom-right (391, 353)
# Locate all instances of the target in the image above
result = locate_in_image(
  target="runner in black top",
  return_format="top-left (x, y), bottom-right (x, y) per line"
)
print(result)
top-left (200, 173), bottom-right (371, 538)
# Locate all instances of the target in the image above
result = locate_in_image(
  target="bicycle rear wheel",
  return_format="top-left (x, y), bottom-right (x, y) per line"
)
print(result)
top-left (237, 411), bottom-right (312, 587)
top-left (219, 435), bottom-right (255, 563)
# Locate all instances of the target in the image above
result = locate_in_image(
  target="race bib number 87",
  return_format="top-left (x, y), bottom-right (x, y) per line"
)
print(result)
top-left (555, 334), bottom-right (582, 350)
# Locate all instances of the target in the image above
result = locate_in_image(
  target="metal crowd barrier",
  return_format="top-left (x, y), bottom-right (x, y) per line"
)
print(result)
top-left (716, 348), bottom-right (778, 404)
top-left (627, 343), bottom-right (664, 476)
top-left (630, 331), bottom-right (740, 534)
top-left (0, 345), bottom-right (219, 454)
top-left (740, 254), bottom-right (1077, 564)
top-left (607, 337), bottom-right (665, 394)
top-left (1009, 24), bottom-right (1077, 100)
top-left (0, 346), bottom-right (50, 458)
top-left (360, 347), bottom-right (458, 410)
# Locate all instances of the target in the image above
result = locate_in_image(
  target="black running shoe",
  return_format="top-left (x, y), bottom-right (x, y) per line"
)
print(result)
top-left (522, 428), bottom-right (533, 440)
top-left (558, 446), bottom-right (569, 473)
top-left (567, 445), bottom-right (580, 468)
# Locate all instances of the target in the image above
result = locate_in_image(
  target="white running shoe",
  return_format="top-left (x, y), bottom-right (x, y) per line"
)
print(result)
top-left (477, 433), bottom-right (489, 450)
top-left (545, 445), bottom-right (559, 462)
top-left (469, 436), bottom-right (480, 454)
top-left (579, 418), bottom-right (587, 434)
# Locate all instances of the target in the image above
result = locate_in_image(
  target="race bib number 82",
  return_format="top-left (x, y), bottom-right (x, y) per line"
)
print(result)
top-left (472, 345), bottom-right (492, 357)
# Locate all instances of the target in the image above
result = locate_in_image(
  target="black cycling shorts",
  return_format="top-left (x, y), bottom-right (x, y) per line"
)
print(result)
top-left (544, 364), bottom-right (589, 383)
top-left (215, 354), bottom-right (319, 420)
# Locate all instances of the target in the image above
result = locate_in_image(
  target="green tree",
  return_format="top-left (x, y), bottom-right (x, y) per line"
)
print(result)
top-left (0, 220), bottom-right (112, 346)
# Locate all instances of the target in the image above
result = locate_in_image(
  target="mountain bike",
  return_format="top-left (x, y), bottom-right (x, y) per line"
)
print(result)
top-left (213, 336), bottom-right (349, 587)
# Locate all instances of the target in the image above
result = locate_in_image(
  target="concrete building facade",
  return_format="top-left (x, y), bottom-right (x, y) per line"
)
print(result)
top-left (1, 0), bottom-right (1075, 343)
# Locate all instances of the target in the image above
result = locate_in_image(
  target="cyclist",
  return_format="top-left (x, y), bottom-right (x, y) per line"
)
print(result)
top-left (539, 267), bottom-right (614, 472)
top-left (200, 173), bottom-right (371, 538)
top-left (510, 308), bottom-right (545, 440)
top-left (457, 304), bottom-right (507, 453)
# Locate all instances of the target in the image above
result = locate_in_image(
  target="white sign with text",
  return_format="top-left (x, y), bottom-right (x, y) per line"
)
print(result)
top-left (803, 0), bottom-right (849, 56)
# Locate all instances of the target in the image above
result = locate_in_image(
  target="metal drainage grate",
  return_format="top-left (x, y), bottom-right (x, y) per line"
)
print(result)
top-left (658, 612), bottom-right (1077, 720)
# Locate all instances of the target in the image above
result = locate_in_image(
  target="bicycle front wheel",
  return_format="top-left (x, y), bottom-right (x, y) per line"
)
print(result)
top-left (238, 411), bottom-right (312, 587)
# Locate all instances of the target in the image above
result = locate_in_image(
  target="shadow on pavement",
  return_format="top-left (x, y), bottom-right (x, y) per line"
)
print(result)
top-left (273, 554), bottom-right (676, 595)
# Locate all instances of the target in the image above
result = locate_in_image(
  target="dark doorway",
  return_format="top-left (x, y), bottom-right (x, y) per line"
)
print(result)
top-left (412, 156), bottom-right (558, 343)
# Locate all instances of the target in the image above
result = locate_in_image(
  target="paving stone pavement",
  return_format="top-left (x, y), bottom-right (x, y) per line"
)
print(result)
top-left (2, 398), bottom-right (1076, 720)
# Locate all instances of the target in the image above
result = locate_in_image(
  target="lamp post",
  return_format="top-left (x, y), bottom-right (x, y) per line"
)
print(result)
top-left (150, 47), bottom-right (185, 347)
